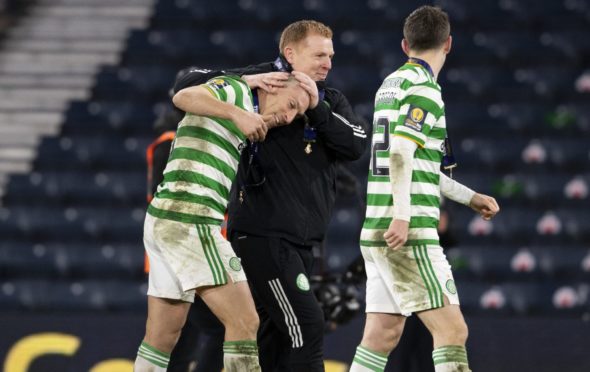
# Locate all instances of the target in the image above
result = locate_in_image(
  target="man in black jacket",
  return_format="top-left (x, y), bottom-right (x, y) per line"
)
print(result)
top-left (174, 20), bottom-right (368, 371)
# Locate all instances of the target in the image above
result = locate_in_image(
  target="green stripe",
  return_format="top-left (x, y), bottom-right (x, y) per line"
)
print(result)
top-left (430, 127), bottom-right (446, 140)
top-left (413, 246), bottom-right (435, 308)
top-left (209, 116), bottom-right (246, 141)
top-left (204, 225), bottom-right (227, 285)
top-left (417, 244), bottom-right (439, 308)
top-left (415, 148), bottom-right (442, 162)
top-left (176, 126), bottom-right (240, 161)
top-left (363, 217), bottom-right (438, 230)
top-left (403, 95), bottom-right (443, 119)
top-left (140, 342), bottom-right (170, 358)
top-left (197, 225), bottom-right (221, 285)
top-left (432, 346), bottom-right (469, 365)
top-left (422, 245), bottom-right (444, 307)
top-left (227, 78), bottom-right (245, 108)
top-left (419, 245), bottom-right (443, 308)
top-left (163, 170), bottom-right (229, 200)
top-left (405, 238), bottom-right (439, 246)
top-left (155, 190), bottom-right (226, 215)
top-left (147, 204), bottom-right (223, 225)
top-left (363, 217), bottom-right (391, 230)
top-left (412, 170), bottom-right (439, 184)
top-left (353, 356), bottom-right (384, 371)
top-left (170, 147), bottom-right (236, 181)
top-left (359, 238), bottom-right (440, 248)
top-left (138, 349), bottom-right (168, 365)
top-left (138, 350), bottom-right (168, 368)
top-left (411, 194), bottom-right (440, 207)
top-left (357, 346), bottom-right (388, 365)
top-left (410, 217), bottom-right (439, 229)
top-left (366, 193), bottom-right (392, 206)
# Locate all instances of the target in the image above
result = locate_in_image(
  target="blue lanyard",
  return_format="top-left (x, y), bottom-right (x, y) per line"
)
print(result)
top-left (407, 57), bottom-right (434, 77)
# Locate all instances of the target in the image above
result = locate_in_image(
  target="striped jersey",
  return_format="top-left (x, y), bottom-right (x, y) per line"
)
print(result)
top-left (147, 76), bottom-right (252, 225)
top-left (361, 62), bottom-right (446, 247)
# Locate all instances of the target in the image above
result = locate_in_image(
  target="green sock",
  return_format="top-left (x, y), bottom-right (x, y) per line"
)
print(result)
top-left (432, 345), bottom-right (471, 372)
top-left (350, 345), bottom-right (388, 371)
top-left (223, 340), bottom-right (260, 372)
top-left (135, 341), bottom-right (170, 372)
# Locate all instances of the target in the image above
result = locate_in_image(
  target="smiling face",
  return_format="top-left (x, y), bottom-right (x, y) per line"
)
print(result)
top-left (284, 33), bottom-right (334, 82)
top-left (262, 81), bottom-right (311, 125)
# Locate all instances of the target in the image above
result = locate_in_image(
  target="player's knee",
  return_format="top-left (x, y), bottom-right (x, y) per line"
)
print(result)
top-left (227, 307), bottom-right (259, 339)
top-left (450, 319), bottom-right (468, 344)
top-left (144, 327), bottom-right (182, 353)
top-left (363, 320), bottom-right (403, 353)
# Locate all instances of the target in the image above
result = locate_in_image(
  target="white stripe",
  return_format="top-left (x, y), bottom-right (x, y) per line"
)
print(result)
top-left (413, 158), bottom-right (440, 174)
top-left (268, 279), bottom-right (303, 348)
top-left (405, 84), bottom-right (444, 108)
top-left (332, 111), bottom-right (367, 138)
top-left (373, 110), bottom-right (399, 121)
top-left (367, 181), bottom-right (392, 196)
top-left (181, 115), bottom-right (244, 147)
top-left (150, 197), bottom-right (225, 220)
top-left (411, 181), bottom-right (440, 197)
top-left (172, 136), bottom-right (239, 172)
top-left (408, 227), bottom-right (439, 241)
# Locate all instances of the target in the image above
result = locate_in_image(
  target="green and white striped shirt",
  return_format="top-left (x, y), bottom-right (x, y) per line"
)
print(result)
top-left (361, 62), bottom-right (446, 247)
top-left (147, 76), bottom-right (252, 225)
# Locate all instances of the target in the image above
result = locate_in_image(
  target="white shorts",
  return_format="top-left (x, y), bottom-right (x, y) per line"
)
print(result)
top-left (361, 244), bottom-right (459, 315)
top-left (144, 213), bottom-right (246, 302)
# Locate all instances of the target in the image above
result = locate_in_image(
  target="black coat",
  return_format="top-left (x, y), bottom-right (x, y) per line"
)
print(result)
top-left (174, 61), bottom-right (369, 245)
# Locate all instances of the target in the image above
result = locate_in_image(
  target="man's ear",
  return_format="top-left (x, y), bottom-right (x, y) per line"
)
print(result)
top-left (444, 36), bottom-right (453, 54)
top-left (401, 39), bottom-right (410, 56)
top-left (283, 46), bottom-right (295, 64)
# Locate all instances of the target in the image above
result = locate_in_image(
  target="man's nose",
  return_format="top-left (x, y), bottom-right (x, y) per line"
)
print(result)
top-left (323, 58), bottom-right (332, 70)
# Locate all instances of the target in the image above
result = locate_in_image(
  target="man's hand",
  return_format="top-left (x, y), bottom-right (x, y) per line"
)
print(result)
top-left (231, 110), bottom-right (268, 142)
top-left (292, 71), bottom-right (319, 109)
top-left (242, 72), bottom-right (290, 93)
top-left (469, 193), bottom-right (500, 220)
top-left (383, 219), bottom-right (410, 250)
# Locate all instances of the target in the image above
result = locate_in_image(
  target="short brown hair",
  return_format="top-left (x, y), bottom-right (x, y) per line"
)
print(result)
top-left (403, 6), bottom-right (450, 52)
top-left (279, 20), bottom-right (333, 52)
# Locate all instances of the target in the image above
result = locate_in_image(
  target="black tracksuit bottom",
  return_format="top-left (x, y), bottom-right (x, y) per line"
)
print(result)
top-left (231, 233), bottom-right (325, 372)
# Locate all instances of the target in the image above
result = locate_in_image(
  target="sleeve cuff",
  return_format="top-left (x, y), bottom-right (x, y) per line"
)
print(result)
top-left (305, 100), bottom-right (330, 126)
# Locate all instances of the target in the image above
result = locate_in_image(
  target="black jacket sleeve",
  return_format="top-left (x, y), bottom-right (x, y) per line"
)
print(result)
top-left (173, 63), bottom-right (275, 93)
top-left (307, 87), bottom-right (369, 161)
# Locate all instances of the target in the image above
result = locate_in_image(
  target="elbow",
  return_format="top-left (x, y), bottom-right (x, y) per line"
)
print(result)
top-left (172, 88), bottom-right (192, 111)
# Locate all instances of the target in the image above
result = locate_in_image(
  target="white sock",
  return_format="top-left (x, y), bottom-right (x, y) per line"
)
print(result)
top-left (223, 340), bottom-right (261, 372)
top-left (134, 341), bottom-right (169, 372)
top-left (350, 345), bottom-right (388, 371)
top-left (432, 345), bottom-right (471, 372)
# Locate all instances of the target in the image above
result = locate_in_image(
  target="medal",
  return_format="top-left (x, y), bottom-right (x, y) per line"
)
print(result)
top-left (303, 117), bottom-right (316, 155)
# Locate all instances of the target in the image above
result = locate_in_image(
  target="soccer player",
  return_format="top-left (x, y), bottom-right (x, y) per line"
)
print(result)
top-left (134, 75), bottom-right (311, 372)
top-left (350, 6), bottom-right (499, 372)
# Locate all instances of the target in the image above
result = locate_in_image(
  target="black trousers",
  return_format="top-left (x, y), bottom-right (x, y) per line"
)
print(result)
top-left (231, 233), bottom-right (325, 372)
top-left (168, 296), bottom-right (224, 372)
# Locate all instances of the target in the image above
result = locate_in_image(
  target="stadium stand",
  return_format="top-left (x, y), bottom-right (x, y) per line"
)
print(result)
top-left (0, 0), bottom-right (588, 322)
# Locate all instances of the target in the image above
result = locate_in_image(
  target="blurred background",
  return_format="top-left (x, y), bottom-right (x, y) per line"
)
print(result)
top-left (0, 0), bottom-right (589, 371)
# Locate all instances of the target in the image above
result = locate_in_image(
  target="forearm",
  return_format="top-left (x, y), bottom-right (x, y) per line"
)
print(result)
top-left (172, 86), bottom-right (241, 121)
top-left (439, 172), bottom-right (475, 206)
top-left (389, 136), bottom-right (417, 221)
top-left (312, 98), bottom-right (368, 160)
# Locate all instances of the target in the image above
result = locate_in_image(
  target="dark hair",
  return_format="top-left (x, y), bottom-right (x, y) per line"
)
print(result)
top-left (403, 6), bottom-right (450, 52)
